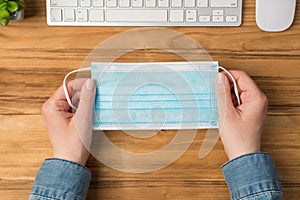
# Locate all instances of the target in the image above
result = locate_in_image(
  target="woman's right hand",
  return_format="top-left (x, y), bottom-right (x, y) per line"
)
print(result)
top-left (215, 70), bottom-right (268, 160)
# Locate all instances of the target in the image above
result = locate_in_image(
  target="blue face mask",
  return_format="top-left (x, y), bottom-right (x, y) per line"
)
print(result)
top-left (90, 62), bottom-right (218, 130)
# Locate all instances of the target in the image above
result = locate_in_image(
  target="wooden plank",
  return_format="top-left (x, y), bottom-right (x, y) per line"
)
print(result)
top-left (0, 181), bottom-right (300, 200)
top-left (0, 63), bottom-right (299, 115)
top-left (0, 115), bottom-right (299, 181)
top-left (0, 1), bottom-right (298, 70)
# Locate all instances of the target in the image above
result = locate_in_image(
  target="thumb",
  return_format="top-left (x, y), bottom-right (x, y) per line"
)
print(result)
top-left (76, 79), bottom-right (96, 120)
top-left (215, 73), bottom-right (234, 131)
top-left (74, 79), bottom-right (96, 149)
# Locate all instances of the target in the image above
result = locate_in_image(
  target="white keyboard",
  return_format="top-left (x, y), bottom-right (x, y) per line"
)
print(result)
top-left (47, 0), bottom-right (242, 26)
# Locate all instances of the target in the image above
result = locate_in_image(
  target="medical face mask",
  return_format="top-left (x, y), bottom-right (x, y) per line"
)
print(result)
top-left (63, 62), bottom-right (240, 130)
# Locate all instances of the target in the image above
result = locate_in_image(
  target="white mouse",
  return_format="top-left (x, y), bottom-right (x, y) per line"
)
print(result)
top-left (256, 0), bottom-right (296, 32)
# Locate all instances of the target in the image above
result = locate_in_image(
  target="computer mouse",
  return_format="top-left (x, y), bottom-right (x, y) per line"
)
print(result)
top-left (256, 0), bottom-right (296, 32)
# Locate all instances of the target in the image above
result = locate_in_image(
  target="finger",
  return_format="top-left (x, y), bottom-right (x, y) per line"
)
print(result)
top-left (228, 71), bottom-right (268, 110)
top-left (229, 80), bottom-right (242, 95)
top-left (44, 78), bottom-right (89, 114)
top-left (51, 78), bottom-right (88, 102)
top-left (227, 70), bottom-right (261, 94)
top-left (41, 97), bottom-right (73, 124)
top-left (75, 79), bottom-right (96, 126)
top-left (71, 90), bottom-right (81, 108)
top-left (231, 92), bottom-right (238, 105)
top-left (215, 72), bottom-right (237, 133)
top-left (215, 73), bottom-right (235, 112)
top-left (74, 79), bottom-right (96, 152)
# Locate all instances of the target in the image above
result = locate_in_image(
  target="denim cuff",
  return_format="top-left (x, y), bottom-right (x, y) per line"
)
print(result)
top-left (222, 152), bottom-right (282, 200)
top-left (29, 158), bottom-right (91, 200)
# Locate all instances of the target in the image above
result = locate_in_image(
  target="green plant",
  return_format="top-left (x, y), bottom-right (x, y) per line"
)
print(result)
top-left (0, 0), bottom-right (24, 26)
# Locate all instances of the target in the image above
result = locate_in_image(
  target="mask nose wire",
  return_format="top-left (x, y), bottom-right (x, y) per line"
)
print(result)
top-left (218, 66), bottom-right (241, 106)
top-left (63, 67), bottom-right (92, 110)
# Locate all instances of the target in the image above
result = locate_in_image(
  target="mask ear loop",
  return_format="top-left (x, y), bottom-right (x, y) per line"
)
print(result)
top-left (63, 66), bottom-right (241, 110)
top-left (218, 66), bottom-right (241, 106)
top-left (63, 67), bottom-right (92, 110)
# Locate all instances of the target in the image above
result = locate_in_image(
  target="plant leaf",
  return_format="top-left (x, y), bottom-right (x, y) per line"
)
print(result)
top-left (0, 9), bottom-right (9, 18)
top-left (0, 18), bottom-right (9, 26)
top-left (7, 1), bottom-right (18, 12)
top-left (16, 0), bottom-right (24, 11)
top-left (0, 2), bottom-right (7, 9)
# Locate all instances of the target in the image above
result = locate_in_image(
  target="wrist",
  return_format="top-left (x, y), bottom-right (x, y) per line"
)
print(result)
top-left (53, 153), bottom-right (88, 166)
top-left (228, 149), bottom-right (261, 160)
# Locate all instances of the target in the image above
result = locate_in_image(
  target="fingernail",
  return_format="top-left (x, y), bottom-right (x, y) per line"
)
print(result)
top-left (85, 79), bottom-right (95, 90)
top-left (218, 73), bottom-right (224, 84)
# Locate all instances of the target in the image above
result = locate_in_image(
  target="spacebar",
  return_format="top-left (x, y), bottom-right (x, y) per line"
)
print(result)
top-left (106, 9), bottom-right (168, 22)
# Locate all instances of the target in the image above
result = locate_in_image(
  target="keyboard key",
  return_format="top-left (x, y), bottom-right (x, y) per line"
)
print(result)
top-left (158, 0), bottom-right (169, 7)
top-left (80, 0), bottom-right (91, 7)
top-left (119, 0), bottom-right (130, 7)
top-left (212, 16), bottom-right (224, 22)
top-left (186, 10), bottom-right (196, 22)
top-left (197, 0), bottom-right (208, 7)
top-left (77, 9), bottom-right (88, 21)
top-left (93, 0), bottom-right (104, 7)
top-left (50, 0), bottom-right (77, 7)
top-left (90, 9), bottom-right (104, 21)
top-left (64, 9), bottom-right (75, 22)
top-left (145, 0), bottom-right (156, 7)
top-left (50, 8), bottom-right (62, 22)
top-left (132, 0), bottom-right (143, 7)
top-left (107, 0), bottom-right (117, 7)
top-left (212, 10), bottom-right (224, 16)
top-left (171, 0), bottom-right (182, 7)
top-left (106, 9), bottom-right (167, 22)
top-left (211, 0), bottom-right (237, 8)
top-left (226, 15), bottom-right (237, 22)
top-left (170, 10), bottom-right (184, 22)
top-left (184, 0), bottom-right (195, 7)
top-left (199, 15), bottom-right (210, 22)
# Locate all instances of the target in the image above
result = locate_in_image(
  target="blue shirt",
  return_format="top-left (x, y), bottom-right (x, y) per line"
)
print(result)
top-left (29, 152), bottom-right (282, 200)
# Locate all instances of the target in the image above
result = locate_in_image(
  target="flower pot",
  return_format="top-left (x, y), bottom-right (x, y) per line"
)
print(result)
top-left (10, 9), bottom-right (24, 21)
top-left (9, 0), bottom-right (25, 21)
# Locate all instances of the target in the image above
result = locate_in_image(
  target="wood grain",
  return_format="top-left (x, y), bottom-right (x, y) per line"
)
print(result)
top-left (0, 0), bottom-right (299, 199)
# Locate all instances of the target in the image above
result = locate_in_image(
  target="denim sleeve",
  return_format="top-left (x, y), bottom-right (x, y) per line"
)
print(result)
top-left (222, 152), bottom-right (282, 200)
top-left (29, 158), bottom-right (91, 200)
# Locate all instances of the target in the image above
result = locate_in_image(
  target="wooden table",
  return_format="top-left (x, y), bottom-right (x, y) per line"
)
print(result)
top-left (0, 0), bottom-right (299, 199)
